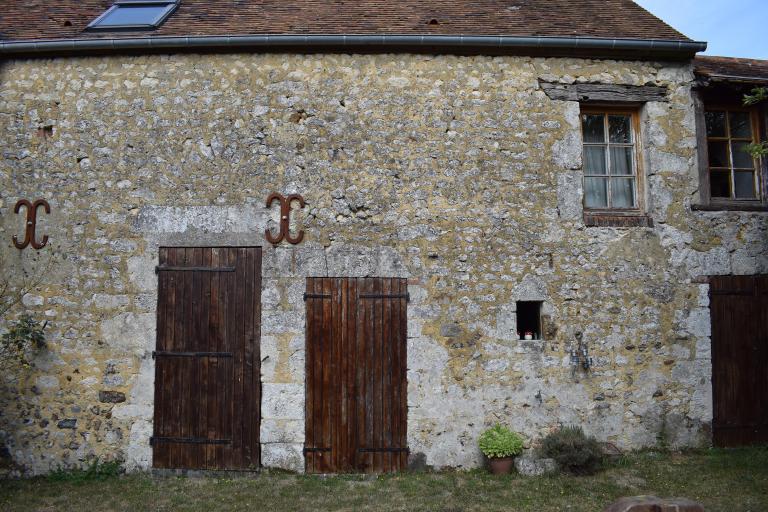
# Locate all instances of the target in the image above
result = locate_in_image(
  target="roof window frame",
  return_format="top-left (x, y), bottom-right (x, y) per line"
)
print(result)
top-left (86, 0), bottom-right (180, 31)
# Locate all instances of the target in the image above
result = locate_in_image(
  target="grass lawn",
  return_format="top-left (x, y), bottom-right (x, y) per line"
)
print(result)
top-left (1, 448), bottom-right (766, 512)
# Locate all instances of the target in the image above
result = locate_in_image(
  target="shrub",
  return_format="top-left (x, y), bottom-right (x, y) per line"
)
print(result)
top-left (538, 425), bottom-right (603, 475)
top-left (478, 424), bottom-right (524, 459)
top-left (1, 314), bottom-right (46, 370)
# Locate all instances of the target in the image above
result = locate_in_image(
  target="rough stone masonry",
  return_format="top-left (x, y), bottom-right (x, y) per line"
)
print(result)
top-left (0, 52), bottom-right (766, 475)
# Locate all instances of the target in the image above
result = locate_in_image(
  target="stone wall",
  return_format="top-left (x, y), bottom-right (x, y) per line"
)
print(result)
top-left (0, 53), bottom-right (766, 475)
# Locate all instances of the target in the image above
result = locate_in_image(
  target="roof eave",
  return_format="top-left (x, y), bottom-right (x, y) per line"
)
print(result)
top-left (696, 73), bottom-right (768, 85)
top-left (0, 34), bottom-right (707, 59)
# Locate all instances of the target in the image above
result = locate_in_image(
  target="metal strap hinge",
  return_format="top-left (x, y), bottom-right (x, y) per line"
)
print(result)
top-left (155, 265), bottom-right (236, 274)
top-left (152, 351), bottom-right (233, 359)
top-left (303, 293), bottom-right (332, 301)
top-left (150, 436), bottom-right (231, 446)
top-left (303, 293), bottom-right (410, 301)
top-left (357, 447), bottom-right (410, 453)
top-left (303, 447), bottom-right (332, 454)
top-left (359, 293), bottom-right (410, 301)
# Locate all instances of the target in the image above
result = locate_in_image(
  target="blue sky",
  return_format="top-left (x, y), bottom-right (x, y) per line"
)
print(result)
top-left (635, 0), bottom-right (768, 59)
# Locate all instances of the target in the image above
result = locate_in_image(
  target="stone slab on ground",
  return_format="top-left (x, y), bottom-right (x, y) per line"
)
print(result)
top-left (514, 455), bottom-right (557, 476)
top-left (604, 496), bottom-right (705, 512)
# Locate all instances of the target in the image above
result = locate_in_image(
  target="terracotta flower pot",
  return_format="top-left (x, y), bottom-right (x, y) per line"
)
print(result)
top-left (489, 456), bottom-right (514, 475)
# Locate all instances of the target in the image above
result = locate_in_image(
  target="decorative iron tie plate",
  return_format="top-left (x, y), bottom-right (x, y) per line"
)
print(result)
top-left (265, 192), bottom-right (305, 245)
top-left (12, 199), bottom-right (50, 250)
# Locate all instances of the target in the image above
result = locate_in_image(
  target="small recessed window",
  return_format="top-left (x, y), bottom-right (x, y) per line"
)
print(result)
top-left (516, 301), bottom-right (542, 340)
top-left (87, 0), bottom-right (179, 30)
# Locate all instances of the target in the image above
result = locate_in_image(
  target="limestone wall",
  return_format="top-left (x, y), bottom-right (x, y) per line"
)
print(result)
top-left (0, 53), bottom-right (766, 475)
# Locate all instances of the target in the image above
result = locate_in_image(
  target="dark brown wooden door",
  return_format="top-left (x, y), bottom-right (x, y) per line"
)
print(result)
top-left (152, 247), bottom-right (261, 470)
top-left (711, 275), bottom-right (768, 447)
top-left (304, 277), bottom-right (408, 474)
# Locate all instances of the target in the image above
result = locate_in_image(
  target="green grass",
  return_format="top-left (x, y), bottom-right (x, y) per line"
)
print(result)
top-left (1, 448), bottom-right (766, 511)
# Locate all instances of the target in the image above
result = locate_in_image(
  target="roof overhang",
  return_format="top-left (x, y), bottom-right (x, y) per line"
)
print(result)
top-left (697, 74), bottom-right (768, 86)
top-left (0, 34), bottom-right (707, 60)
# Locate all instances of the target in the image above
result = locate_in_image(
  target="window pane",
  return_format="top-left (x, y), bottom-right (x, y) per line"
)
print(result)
top-left (734, 171), bottom-right (757, 199)
top-left (584, 177), bottom-right (608, 208)
top-left (610, 178), bottom-right (636, 208)
top-left (708, 141), bottom-right (729, 168)
top-left (731, 142), bottom-right (755, 169)
top-left (608, 115), bottom-right (632, 143)
top-left (97, 5), bottom-right (172, 26)
top-left (582, 115), bottom-right (605, 143)
top-left (729, 111), bottom-right (752, 139)
top-left (610, 146), bottom-right (634, 175)
top-left (710, 170), bottom-right (731, 198)
top-left (705, 111), bottom-right (726, 137)
top-left (584, 146), bottom-right (607, 175)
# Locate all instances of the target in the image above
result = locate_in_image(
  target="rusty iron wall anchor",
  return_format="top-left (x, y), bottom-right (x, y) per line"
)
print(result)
top-left (12, 198), bottom-right (50, 250)
top-left (265, 192), bottom-right (305, 245)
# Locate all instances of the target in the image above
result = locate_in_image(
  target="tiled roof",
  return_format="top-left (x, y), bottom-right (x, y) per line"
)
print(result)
top-left (0, 1), bottom-right (691, 42)
top-left (695, 56), bottom-right (768, 83)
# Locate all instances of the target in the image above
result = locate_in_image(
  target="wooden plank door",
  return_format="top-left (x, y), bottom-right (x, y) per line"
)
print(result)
top-left (152, 247), bottom-right (261, 470)
top-left (711, 275), bottom-right (768, 447)
top-left (304, 277), bottom-right (408, 473)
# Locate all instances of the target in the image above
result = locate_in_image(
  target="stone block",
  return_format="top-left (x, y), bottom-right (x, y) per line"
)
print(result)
top-left (514, 455), bottom-right (557, 476)
top-left (57, 419), bottom-right (77, 429)
top-left (261, 310), bottom-right (304, 335)
top-left (100, 312), bottom-right (155, 356)
top-left (261, 443), bottom-right (303, 472)
top-left (373, 247), bottom-right (409, 277)
top-left (557, 171), bottom-right (583, 220)
top-left (603, 496), bottom-right (705, 512)
top-left (262, 247), bottom-right (295, 277)
top-left (294, 244), bottom-right (328, 277)
top-left (22, 294), bottom-right (44, 307)
top-left (99, 391), bottom-right (126, 403)
top-left (261, 383), bottom-right (304, 420)
top-left (325, 244), bottom-right (374, 277)
top-left (260, 419), bottom-right (305, 443)
top-left (496, 302), bottom-right (518, 341)
top-left (512, 275), bottom-right (548, 302)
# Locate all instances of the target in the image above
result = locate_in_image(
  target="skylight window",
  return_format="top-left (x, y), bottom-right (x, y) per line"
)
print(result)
top-left (87, 0), bottom-right (179, 30)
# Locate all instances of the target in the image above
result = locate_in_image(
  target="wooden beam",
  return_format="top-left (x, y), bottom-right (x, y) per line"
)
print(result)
top-left (540, 82), bottom-right (668, 103)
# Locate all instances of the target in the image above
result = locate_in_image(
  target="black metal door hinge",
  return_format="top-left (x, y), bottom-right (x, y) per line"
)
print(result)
top-left (150, 436), bottom-right (231, 446)
top-left (152, 351), bottom-right (233, 359)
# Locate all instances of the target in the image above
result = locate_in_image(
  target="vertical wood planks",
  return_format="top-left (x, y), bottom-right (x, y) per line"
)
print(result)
top-left (304, 277), bottom-right (408, 473)
top-left (711, 275), bottom-right (768, 447)
top-left (152, 247), bottom-right (262, 470)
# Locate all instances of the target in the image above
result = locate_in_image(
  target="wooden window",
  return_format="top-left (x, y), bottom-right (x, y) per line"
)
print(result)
top-left (705, 109), bottom-right (761, 200)
top-left (581, 110), bottom-right (641, 210)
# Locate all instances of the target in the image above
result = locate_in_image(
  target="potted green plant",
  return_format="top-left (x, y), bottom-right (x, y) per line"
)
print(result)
top-left (478, 424), bottom-right (524, 474)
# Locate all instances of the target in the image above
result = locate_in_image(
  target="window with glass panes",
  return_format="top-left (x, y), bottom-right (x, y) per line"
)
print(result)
top-left (581, 111), bottom-right (638, 209)
top-left (705, 109), bottom-right (760, 200)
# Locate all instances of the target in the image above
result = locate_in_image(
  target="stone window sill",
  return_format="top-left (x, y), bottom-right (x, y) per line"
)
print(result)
top-left (583, 212), bottom-right (654, 228)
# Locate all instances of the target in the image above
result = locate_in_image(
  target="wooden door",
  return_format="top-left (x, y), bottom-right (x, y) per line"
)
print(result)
top-left (152, 247), bottom-right (261, 470)
top-left (711, 275), bottom-right (768, 447)
top-left (304, 277), bottom-right (408, 473)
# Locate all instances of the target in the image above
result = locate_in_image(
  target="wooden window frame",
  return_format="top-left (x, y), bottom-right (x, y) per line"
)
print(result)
top-left (694, 96), bottom-right (768, 211)
top-left (580, 106), bottom-right (652, 227)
